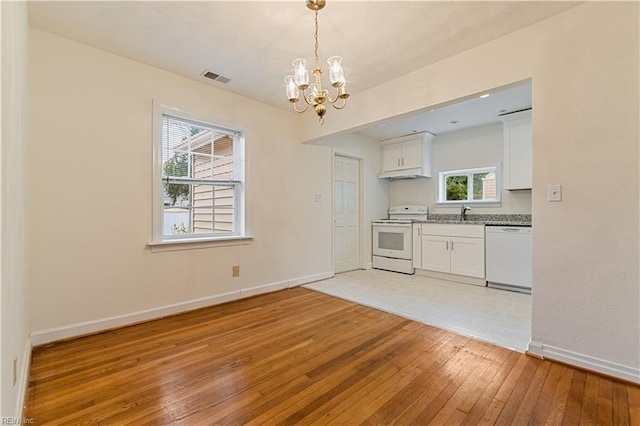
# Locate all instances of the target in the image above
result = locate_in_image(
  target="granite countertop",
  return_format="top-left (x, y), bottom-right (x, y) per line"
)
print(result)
top-left (416, 213), bottom-right (532, 227)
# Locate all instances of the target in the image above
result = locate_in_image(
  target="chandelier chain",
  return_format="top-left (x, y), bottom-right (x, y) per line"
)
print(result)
top-left (314, 9), bottom-right (320, 69)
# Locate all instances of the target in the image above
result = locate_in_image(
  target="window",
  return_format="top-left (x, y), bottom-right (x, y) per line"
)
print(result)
top-left (438, 165), bottom-right (500, 204)
top-left (152, 104), bottom-right (245, 244)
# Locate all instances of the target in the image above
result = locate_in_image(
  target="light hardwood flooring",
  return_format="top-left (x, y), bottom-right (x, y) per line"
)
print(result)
top-left (26, 287), bottom-right (638, 425)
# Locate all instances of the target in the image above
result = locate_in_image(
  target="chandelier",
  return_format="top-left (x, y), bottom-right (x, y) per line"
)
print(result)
top-left (284, 0), bottom-right (349, 125)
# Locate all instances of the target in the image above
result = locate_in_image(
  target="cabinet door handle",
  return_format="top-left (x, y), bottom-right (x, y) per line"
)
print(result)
top-left (451, 241), bottom-right (454, 250)
top-left (397, 158), bottom-right (400, 167)
top-left (446, 241), bottom-right (449, 250)
top-left (402, 158), bottom-right (405, 166)
top-left (417, 228), bottom-right (421, 236)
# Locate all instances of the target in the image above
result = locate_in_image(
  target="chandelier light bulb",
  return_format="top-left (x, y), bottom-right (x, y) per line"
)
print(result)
top-left (338, 82), bottom-right (349, 99)
top-left (284, 75), bottom-right (300, 102)
top-left (292, 59), bottom-right (310, 89)
top-left (310, 84), bottom-right (319, 101)
top-left (327, 56), bottom-right (345, 87)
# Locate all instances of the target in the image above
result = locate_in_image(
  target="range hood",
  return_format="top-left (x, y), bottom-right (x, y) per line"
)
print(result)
top-left (378, 168), bottom-right (428, 179)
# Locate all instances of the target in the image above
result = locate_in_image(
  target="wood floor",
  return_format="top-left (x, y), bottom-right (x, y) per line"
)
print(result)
top-left (26, 288), bottom-right (638, 425)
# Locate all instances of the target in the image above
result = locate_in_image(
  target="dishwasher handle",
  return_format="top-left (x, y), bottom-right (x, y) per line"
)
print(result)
top-left (486, 226), bottom-right (532, 234)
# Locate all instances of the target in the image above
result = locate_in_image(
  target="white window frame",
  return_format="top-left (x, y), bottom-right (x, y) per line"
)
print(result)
top-left (149, 101), bottom-right (250, 251)
top-left (437, 164), bottom-right (501, 205)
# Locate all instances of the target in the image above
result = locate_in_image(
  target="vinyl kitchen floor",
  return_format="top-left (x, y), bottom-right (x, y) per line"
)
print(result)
top-left (304, 268), bottom-right (532, 352)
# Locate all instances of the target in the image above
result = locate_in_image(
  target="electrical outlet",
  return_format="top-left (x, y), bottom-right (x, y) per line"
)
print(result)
top-left (13, 357), bottom-right (17, 386)
top-left (232, 265), bottom-right (240, 277)
top-left (548, 184), bottom-right (562, 201)
top-left (314, 193), bottom-right (322, 202)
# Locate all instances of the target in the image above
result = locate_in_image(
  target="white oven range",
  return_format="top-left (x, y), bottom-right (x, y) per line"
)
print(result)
top-left (372, 205), bottom-right (428, 274)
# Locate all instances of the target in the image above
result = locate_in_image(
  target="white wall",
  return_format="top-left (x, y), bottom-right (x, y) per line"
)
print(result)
top-left (389, 122), bottom-right (532, 214)
top-left (301, 3), bottom-right (640, 382)
top-left (27, 30), bottom-right (333, 339)
top-left (311, 133), bottom-right (390, 267)
top-left (1, 1), bottom-right (30, 418)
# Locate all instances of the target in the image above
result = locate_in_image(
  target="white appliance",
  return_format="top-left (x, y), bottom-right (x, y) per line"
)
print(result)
top-left (372, 205), bottom-right (428, 274)
top-left (485, 226), bottom-right (532, 293)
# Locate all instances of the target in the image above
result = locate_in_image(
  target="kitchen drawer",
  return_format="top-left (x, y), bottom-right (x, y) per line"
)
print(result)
top-left (420, 223), bottom-right (484, 238)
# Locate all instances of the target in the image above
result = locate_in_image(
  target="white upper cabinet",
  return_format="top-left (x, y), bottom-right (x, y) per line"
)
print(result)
top-left (499, 109), bottom-right (532, 190)
top-left (398, 138), bottom-right (423, 169)
top-left (379, 132), bottom-right (434, 179)
top-left (382, 142), bottom-right (404, 171)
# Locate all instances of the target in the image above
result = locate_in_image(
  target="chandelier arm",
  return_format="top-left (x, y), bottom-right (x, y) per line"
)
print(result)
top-left (323, 88), bottom-right (336, 104)
top-left (326, 87), bottom-right (348, 107)
top-left (304, 90), bottom-right (317, 106)
top-left (330, 97), bottom-right (348, 110)
top-left (292, 100), bottom-right (309, 113)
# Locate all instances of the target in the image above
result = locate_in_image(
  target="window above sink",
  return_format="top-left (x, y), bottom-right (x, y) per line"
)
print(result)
top-left (437, 165), bottom-right (501, 205)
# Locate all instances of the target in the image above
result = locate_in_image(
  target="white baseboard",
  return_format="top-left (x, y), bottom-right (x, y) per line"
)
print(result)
top-left (415, 269), bottom-right (486, 287)
top-left (15, 337), bottom-right (31, 420)
top-left (363, 262), bottom-right (373, 270)
top-left (30, 271), bottom-right (333, 347)
top-left (527, 340), bottom-right (640, 384)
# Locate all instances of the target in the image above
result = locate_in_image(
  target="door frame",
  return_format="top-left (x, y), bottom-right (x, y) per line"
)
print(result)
top-left (331, 150), bottom-right (365, 274)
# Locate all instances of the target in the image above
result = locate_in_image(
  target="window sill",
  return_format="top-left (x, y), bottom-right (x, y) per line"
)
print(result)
top-left (148, 235), bottom-right (254, 253)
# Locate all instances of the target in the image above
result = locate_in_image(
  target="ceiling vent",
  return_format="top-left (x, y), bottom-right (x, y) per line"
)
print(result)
top-left (201, 70), bottom-right (230, 84)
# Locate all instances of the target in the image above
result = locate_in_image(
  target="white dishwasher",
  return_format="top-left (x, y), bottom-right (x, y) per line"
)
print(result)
top-left (485, 226), bottom-right (532, 294)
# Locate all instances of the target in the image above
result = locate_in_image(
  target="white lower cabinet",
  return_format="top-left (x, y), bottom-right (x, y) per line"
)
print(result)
top-left (412, 224), bottom-right (422, 269)
top-left (415, 224), bottom-right (486, 283)
top-left (421, 235), bottom-right (450, 272)
top-left (449, 237), bottom-right (485, 278)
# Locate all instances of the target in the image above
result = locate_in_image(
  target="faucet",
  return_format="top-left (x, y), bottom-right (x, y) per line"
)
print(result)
top-left (460, 205), bottom-right (471, 221)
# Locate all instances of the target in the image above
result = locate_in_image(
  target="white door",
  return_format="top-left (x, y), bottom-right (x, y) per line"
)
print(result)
top-left (334, 155), bottom-right (360, 273)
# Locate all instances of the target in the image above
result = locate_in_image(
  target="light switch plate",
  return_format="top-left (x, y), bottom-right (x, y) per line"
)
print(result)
top-left (548, 184), bottom-right (562, 201)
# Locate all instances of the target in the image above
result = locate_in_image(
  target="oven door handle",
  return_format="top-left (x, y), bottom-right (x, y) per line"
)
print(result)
top-left (372, 223), bottom-right (412, 227)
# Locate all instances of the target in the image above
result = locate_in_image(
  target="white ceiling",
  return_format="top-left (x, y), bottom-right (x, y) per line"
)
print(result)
top-left (357, 80), bottom-right (532, 140)
top-left (28, 1), bottom-right (577, 139)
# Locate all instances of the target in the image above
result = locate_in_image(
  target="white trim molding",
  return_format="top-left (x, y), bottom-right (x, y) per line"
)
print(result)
top-left (16, 337), bottom-right (32, 420)
top-left (148, 235), bottom-right (254, 253)
top-left (30, 272), bottom-right (333, 347)
top-left (527, 340), bottom-right (640, 384)
top-left (415, 269), bottom-right (486, 287)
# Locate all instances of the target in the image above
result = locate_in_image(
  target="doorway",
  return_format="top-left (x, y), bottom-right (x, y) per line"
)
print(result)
top-left (333, 154), bottom-right (361, 273)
